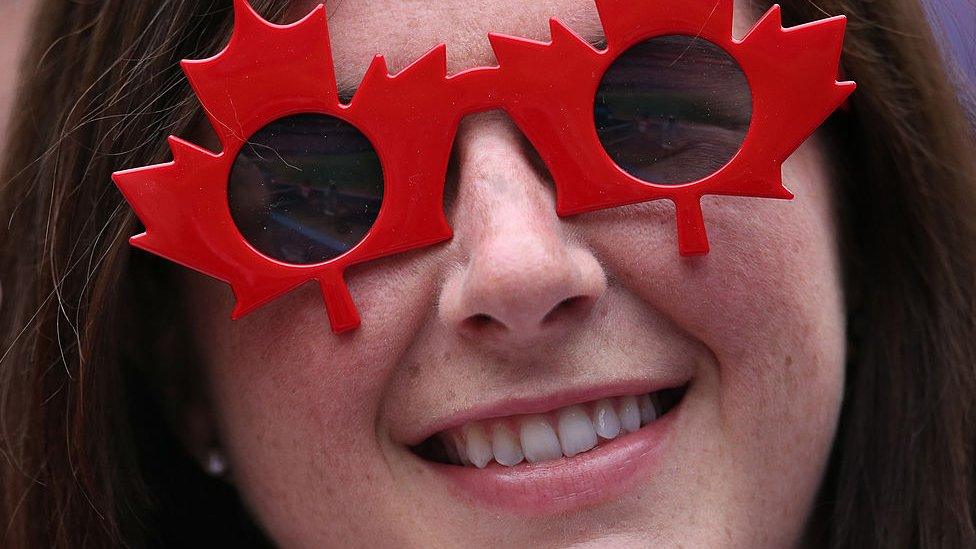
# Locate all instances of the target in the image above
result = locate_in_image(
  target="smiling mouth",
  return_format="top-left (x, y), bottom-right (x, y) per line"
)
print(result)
top-left (410, 385), bottom-right (687, 468)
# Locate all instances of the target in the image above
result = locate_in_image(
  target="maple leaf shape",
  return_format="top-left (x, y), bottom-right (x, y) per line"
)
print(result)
top-left (485, 0), bottom-right (856, 254)
top-left (113, 0), bottom-right (457, 333)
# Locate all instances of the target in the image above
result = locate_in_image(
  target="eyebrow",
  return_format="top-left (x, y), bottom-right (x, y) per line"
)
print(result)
top-left (337, 34), bottom-right (608, 103)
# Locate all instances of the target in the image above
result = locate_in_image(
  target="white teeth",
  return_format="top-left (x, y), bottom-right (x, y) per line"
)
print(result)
top-left (464, 424), bottom-right (492, 469)
top-left (437, 391), bottom-right (674, 468)
top-left (592, 399), bottom-right (621, 439)
top-left (557, 405), bottom-right (598, 457)
top-left (519, 415), bottom-right (563, 463)
top-left (491, 424), bottom-right (524, 466)
top-left (638, 393), bottom-right (657, 425)
top-left (619, 395), bottom-right (641, 433)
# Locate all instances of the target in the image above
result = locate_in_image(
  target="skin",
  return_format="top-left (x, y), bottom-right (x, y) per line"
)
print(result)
top-left (181, 0), bottom-right (847, 546)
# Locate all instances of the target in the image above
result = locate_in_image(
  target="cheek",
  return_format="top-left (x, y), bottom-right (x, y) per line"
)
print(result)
top-left (576, 137), bottom-right (846, 534)
top-left (579, 136), bottom-right (844, 390)
top-left (182, 248), bottom-right (445, 542)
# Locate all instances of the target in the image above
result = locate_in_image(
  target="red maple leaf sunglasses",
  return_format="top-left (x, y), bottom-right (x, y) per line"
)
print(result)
top-left (113, 0), bottom-right (855, 333)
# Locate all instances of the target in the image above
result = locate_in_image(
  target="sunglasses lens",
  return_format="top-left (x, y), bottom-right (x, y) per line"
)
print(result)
top-left (594, 35), bottom-right (751, 185)
top-left (228, 113), bottom-right (383, 265)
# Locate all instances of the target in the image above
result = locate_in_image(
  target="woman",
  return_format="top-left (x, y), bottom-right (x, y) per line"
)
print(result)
top-left (1, 0), bottom-right (974, 547)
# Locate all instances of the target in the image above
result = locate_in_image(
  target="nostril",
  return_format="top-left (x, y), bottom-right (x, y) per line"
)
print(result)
top-left (463, 313), bottom-right (503, 333)
top-left (461, 296), bottom-right (594, 337)
top-left (541, 295), bottom-right (592, 325)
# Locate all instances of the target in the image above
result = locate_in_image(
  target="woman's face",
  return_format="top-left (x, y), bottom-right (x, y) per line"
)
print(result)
top-left (182, 0), bottom-right (847, 546)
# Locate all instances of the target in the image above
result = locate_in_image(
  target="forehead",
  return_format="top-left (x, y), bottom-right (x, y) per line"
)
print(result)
top-left (291, 0), bottom-right (757, 96)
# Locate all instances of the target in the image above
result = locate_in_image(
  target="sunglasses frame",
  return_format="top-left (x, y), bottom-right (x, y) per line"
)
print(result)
top-left (113, 0), bottom-right (855, 333)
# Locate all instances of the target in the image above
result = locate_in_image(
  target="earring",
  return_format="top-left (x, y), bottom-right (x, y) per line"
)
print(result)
top-left (203, 448), bottom-right (228, 477)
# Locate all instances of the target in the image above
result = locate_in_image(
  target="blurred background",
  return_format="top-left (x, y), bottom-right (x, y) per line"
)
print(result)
top-left (0, 0), bottom-right (973, 154)
top-left (0, 0), bottom-right (34, 155)
top-left (926, 0), bottom-right (976, 120)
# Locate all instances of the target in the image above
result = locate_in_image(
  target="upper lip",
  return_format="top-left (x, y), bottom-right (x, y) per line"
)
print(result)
top-left (397, 373), bottom-right (692, 447)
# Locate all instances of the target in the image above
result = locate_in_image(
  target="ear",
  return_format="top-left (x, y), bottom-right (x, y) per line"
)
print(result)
top-left (171, 351), bottom-right (234, 480)
top-left (147, 266), bottom-right (231, 479)
top-left (177, 274), bottom-right (243, 481)
top-left (178, 387), bottom-right (224, 473)
top-left (125, 251), bottom-right (232, 478)
top-left (147, 342), bottom-right (228, 478)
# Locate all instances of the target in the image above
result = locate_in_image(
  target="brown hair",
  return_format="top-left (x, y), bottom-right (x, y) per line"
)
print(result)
top-left (1, 0), bottom-right (974, 547)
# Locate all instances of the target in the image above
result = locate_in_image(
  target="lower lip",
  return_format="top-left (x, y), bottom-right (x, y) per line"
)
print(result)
top-left (420, 405), bottom-right (678, 515)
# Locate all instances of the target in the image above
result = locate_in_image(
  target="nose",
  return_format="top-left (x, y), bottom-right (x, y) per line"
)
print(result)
top-left (437, 112), bottom-right (608, 348)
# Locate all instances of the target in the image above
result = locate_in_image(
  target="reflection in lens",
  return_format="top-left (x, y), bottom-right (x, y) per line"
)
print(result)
top-left (228, 113), bottom-right (383, 265)
top-left (594, 35), bottom-right (752, 185)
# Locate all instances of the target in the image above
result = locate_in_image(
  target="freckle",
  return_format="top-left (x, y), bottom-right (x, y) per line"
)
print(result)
top-left (785, 355), bottom-right (794, 366)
